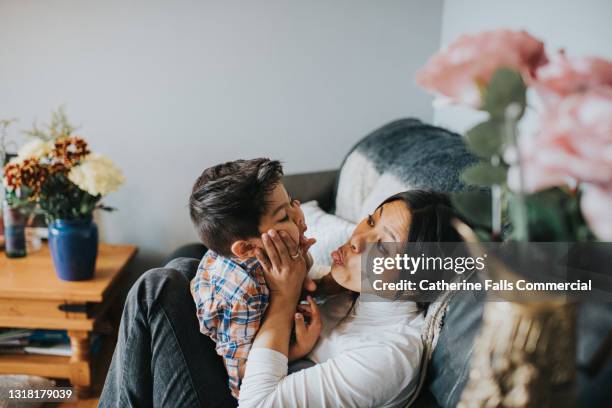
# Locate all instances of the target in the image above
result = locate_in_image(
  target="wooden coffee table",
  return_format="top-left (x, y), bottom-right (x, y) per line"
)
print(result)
top-left (0, 243), bottom-right (137, 397)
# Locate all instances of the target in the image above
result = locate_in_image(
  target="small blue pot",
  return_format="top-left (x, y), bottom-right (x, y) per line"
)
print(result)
top-left (48, 217), bottom-right (99, 281)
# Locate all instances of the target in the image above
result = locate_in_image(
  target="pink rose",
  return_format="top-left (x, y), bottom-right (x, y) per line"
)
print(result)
top-left (509, 88), bottom-right (612, 192)
top-left (581, 185), bottom-right (612, 241)
top-left (508, 88), bottom-right (612, 239)
top-left (536, 51), bottom-right (612, 100)
top-left (416, 30), bottom-right (548, 106)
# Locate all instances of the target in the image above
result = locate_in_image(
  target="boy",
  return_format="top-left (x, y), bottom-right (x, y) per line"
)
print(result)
top-left (189, 158), bottom-right (324, 399)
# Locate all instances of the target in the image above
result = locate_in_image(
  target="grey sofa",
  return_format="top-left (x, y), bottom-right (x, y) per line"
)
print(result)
top-left (167, 119), bottom-right (612, 407)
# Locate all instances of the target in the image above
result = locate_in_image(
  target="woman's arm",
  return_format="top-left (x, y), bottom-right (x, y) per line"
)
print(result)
top-left (251, 229), bottom-right (308, 355)
top-left (240, 339), bottom-right (422, 407)
top-left (251, 295), bottom-right (295, 355)
top-left (241, 230), bottom-right (421, 407)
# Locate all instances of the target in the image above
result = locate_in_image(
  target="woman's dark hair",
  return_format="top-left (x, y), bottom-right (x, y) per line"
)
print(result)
top-left (344, 190), bottom-right (467, 315)
top-left (379, 190), bottom-right (467, 308)
top-left (379, 190), bottom-right (464, 245)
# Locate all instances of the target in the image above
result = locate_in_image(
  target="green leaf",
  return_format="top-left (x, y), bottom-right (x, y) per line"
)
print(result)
top-left (461, 163), bottom-right (507, 187)
top-left (482, 68), bottom-right (527, 119)
top-left (511, 188), bottom-right (579, 241)
top-left (465, 120), bottom-right (505, 159)
top-left (451, 190), bottom-right (492, 229)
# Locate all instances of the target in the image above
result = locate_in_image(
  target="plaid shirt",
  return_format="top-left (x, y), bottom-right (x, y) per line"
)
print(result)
top-left (190, 250), bottom-right (269, 398)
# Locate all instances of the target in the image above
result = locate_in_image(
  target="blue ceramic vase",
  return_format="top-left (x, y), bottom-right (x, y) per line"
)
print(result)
top-left (48, 217), bottom-right (99, 281)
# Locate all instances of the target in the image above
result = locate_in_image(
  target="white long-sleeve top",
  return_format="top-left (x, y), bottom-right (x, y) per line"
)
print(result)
top-left (239, 292), bottom-right (424, 408)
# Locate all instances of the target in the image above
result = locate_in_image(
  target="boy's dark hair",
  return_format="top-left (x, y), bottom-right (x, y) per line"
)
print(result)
top-left (189, 158), bottom-right (284, 257)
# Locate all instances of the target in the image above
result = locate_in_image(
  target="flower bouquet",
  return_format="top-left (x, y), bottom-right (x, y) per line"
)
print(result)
top-left (2, 108), bottom-right (124, 280)
top-left (416, 30), bottom-right (612, 406)
top-left (417, 29), bottom-right (612, 243)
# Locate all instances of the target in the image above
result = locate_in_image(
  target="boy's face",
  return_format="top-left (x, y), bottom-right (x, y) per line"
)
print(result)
top-left (230, 183), bottom-right (307, 259)
top-left (257, 183), bottom-right (304, 245)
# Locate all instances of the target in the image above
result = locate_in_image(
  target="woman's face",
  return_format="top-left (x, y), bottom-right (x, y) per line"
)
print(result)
top-left (330, 200), bottom-right (411, 292)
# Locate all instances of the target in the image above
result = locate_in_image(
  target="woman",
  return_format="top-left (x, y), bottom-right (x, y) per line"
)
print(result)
top-left (100, 190), bottom-right (463, 407)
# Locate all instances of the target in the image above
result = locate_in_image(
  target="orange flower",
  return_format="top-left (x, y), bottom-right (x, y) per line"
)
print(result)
top-left (49, 161), bottom-right (69, 175)
top-left (2, 158), bottom-right (49, 199)
top-left (3, 162), bottom-right (23, 190)
top-left (52, 136), bottom-right (90, 167)
top-left (20, 159), bottom-right (50, 198)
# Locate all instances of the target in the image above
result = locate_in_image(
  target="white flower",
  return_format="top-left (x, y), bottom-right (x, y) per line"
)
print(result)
top-left (68, 153), bottom-right (125, 196)
top-left (17, 139), bottom-right (54, 161)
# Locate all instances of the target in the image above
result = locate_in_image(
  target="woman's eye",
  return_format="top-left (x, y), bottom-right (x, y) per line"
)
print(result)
top-left (279, 214), bottom-right (289, 222)
top-left (367, 214), bottom-right (375, 227)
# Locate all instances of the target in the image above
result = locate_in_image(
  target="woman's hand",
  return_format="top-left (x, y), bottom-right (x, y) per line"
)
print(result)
top-left (289, 296), bottom-right (322, 361)
top-left (251, 229), bottom-right (309, 358)
top-left (256, 229), bottom-right (308, 305)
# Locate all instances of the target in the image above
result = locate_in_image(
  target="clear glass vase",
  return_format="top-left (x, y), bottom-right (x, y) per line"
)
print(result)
top-left (2, 199), bottom-right (27, 258)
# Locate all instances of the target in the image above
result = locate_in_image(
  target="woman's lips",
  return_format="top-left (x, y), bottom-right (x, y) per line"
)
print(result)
top-left (331, 247), bottom-right (344, 266)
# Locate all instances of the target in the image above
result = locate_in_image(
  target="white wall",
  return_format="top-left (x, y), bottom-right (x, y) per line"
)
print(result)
top-left (0, 0), bottom-right (443, 268)
top-left (435, 0), bottom-right (612, 134)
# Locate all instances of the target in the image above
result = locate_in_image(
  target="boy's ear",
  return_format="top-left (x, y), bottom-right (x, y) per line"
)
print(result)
top-left (230, 239), bottom-right (259, 259)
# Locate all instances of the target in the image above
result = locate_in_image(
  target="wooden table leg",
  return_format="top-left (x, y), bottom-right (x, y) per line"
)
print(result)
top-left (67, 330), bottom-right (91, 399)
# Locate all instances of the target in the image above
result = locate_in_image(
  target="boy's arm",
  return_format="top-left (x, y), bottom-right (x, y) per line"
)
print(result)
top-left (288, 344), bottom-right (306, 362)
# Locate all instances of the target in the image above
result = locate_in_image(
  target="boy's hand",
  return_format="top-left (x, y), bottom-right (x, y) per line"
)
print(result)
top-left (303, 276), bottom-right (317, 293)
top-left (302, 251), bottom-right (316, 293)
top-left (288, 296), bottom-right (322, 361)
top-left (299, 236), bottom-right (317, 253)
top-left (300, 237), bottom-right (317, 292)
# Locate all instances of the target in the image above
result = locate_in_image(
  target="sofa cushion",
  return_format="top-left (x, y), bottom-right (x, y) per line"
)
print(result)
top-left (426, 274), bottom-right (485, 407)
top-left (334, 118), bottom-right (478, 223)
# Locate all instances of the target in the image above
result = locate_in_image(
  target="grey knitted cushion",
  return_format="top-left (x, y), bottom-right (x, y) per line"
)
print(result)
top-left (333, 118), bottom-right (477, 223)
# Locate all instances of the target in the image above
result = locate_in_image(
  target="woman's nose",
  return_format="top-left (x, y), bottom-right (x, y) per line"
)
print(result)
top-left (350, 235), bottom-right (364, 253)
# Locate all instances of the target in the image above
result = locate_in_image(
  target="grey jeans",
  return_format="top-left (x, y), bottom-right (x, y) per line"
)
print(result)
top-left (99, 258), bottom-right (237, 408)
